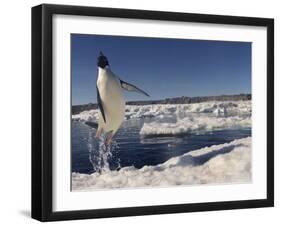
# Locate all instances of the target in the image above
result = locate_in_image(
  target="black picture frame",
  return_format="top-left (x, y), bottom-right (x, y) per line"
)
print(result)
top-left (32, 3), bottom-right (274, 222)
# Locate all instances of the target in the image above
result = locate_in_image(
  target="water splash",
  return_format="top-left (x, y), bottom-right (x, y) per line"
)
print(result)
top-left (88, 129), bottom-right (120, 173)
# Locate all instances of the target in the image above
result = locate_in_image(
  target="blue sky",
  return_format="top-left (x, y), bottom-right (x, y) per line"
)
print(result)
top-left (71, 34), bottom-right (251, 105)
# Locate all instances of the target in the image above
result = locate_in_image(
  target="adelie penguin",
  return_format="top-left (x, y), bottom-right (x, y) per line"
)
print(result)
top-left (96, 52), bottom-right (149, 144)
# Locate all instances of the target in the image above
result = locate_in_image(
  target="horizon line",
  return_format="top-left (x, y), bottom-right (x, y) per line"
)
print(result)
top-left (72, 93), bottom-right (251, 106)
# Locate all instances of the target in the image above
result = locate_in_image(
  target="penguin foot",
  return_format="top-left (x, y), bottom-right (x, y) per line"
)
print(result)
top-left (95, 130), bottom-right (101, 139)
top-left (106, 138), bottom-right (112, 145)
top-left (105, 131), bottom-right (114, 145)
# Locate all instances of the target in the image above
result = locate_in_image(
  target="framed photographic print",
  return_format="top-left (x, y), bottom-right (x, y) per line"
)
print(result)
top-left (32, 4), bottom-right (274, 221)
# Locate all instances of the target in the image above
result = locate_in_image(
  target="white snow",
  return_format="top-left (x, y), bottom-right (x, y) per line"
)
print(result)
top-left (72, 100), bottom-right (251, 136)
top-left (140, 115), bottom-right (251, 136)
top-left (73, 100), bottom-right (251, 121)
top-left (72, 137), bottom-right (251, 190)
top-left (72, 109), bottom-right (99, 122)
top-left (126, 100), bottom-right (251, 119)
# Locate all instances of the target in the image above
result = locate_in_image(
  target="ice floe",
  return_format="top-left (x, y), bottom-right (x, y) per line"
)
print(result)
top-left (72, 100), bottom-right (251, 136)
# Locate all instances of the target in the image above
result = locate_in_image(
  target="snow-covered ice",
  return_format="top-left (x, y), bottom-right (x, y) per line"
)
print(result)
top-left (72, 137), bottom-right (251, 190)
top-left (140, 114), bottom-right (251, 136)
top-left (72, 100), bottom-right (251, 136)
top-left (73, 101), bottom-right (251, 121)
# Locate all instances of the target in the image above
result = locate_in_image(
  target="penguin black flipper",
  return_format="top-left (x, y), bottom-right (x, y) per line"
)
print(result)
top-left (120, 80), bottom-right (150, 97)
top-left (97, 86), bottom-right (106, 123)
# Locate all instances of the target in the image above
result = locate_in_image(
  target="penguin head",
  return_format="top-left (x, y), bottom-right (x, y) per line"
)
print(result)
top-left (97, 51), bottom-right (109, 68)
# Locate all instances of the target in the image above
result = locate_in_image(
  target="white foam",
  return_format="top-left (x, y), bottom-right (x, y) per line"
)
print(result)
top-left (72, 137), bottom-right (251, 190)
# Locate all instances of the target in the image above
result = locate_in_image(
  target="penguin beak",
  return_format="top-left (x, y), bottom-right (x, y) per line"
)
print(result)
top-left (97, 51), bottom-right (109, 68)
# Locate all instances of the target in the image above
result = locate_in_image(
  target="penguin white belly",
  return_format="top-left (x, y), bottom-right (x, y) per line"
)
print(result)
top-left (97, 69), bottom-right (125, 135)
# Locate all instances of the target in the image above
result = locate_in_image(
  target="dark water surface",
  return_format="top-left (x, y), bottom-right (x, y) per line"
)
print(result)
top-left (72, 119), bottom-right (251, 174)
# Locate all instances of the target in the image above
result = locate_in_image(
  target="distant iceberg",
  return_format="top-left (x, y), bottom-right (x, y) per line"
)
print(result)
top-left (72, 137), bottom-right (251, 190)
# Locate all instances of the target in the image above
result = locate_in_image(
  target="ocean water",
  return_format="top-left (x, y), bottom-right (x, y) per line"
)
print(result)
top-left (72, 118), bottom-right (251, 174)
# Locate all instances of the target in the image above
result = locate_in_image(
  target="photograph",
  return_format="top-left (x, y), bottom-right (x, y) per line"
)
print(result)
top-left (71, 34), bottom-right (252, 191)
